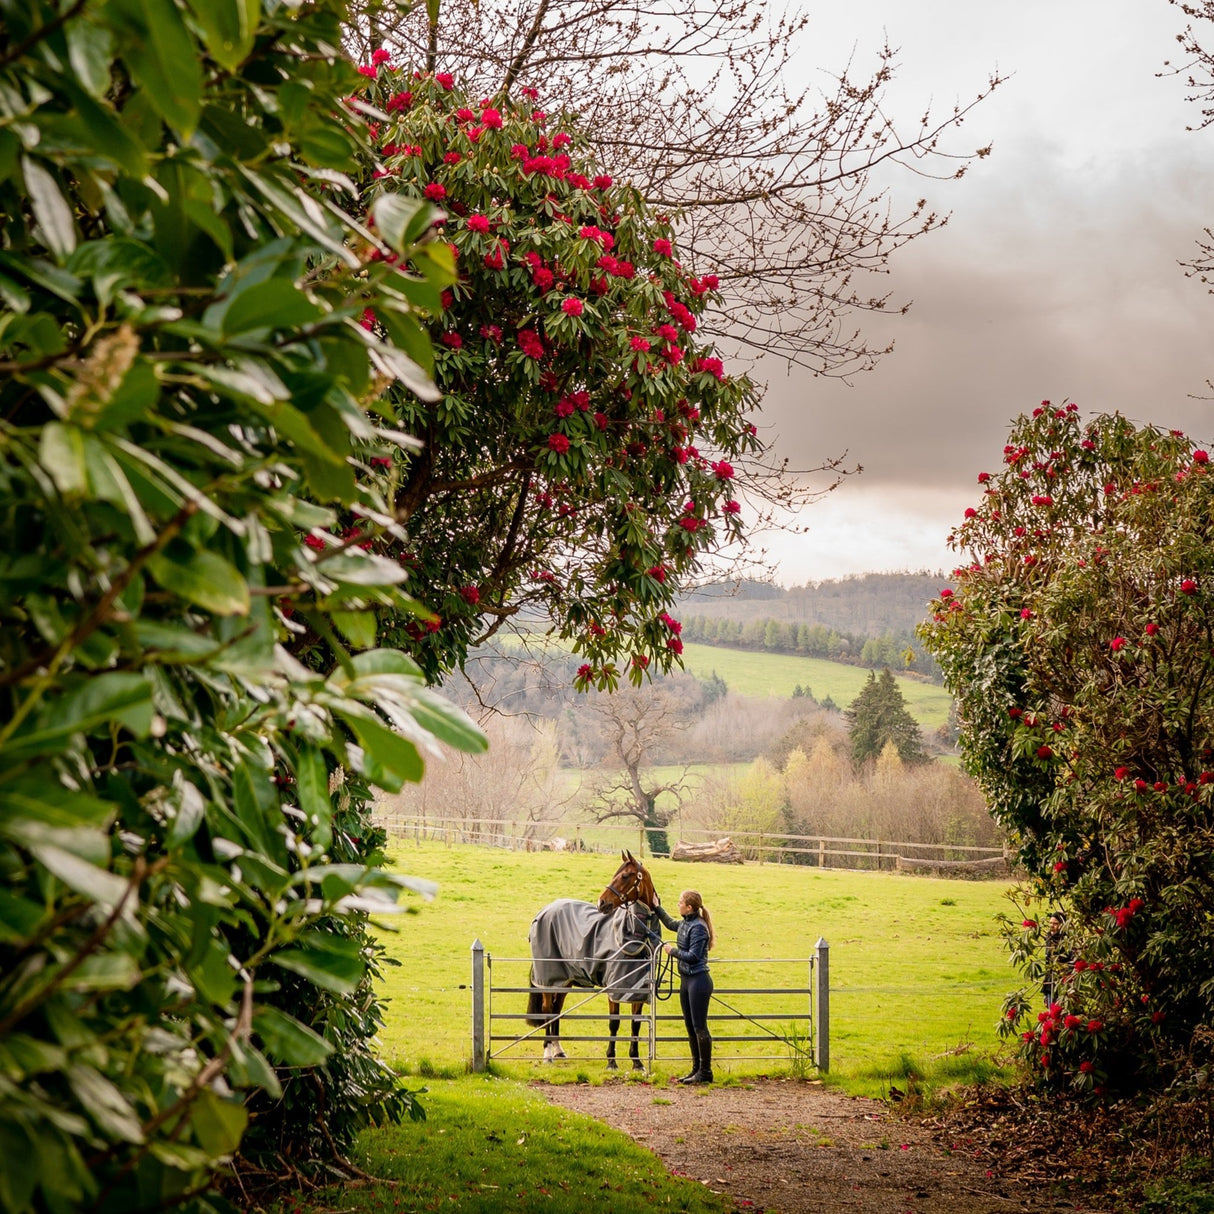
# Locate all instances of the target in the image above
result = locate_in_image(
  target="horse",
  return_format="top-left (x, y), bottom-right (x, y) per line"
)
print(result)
top-left (526, 852), bottom-right (663, 1069)
top-left (597, 849), bottom-right (658, 914)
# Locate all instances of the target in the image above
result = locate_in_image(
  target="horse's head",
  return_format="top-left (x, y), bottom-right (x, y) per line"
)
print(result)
top-left (598, 850), bottom-right (659, 914)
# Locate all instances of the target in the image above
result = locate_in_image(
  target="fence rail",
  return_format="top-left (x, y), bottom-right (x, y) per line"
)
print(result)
top-left (375, 812), bottom-right (1005, 872)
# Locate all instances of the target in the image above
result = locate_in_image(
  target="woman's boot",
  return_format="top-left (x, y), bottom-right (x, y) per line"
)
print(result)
top-left (686, 1029), bottom-right (713, 1083)
top-left (677, 1026), bottom-right (701, 1082)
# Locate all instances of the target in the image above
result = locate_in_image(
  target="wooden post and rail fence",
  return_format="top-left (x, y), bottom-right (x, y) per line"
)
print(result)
top-left (375, 812), bottom-right (1008, 875)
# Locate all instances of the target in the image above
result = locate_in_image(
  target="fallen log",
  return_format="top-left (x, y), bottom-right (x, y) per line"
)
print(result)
top-left (895, 854), bottom-right (1010, 879)
top-left (671, 837), bottom-right (745, 864)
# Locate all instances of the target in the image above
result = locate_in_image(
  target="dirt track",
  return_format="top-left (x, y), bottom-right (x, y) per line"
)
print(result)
top-left (536, 1078), bottom-right (1114, 1213)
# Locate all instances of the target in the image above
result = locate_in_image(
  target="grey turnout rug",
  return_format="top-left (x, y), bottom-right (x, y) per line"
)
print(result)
top-left (529, 899), bottom-right (656, 1002)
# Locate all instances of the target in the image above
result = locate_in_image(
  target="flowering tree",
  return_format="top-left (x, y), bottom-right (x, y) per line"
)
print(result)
top-left (349, 0), bottom-right (1001, 376)
top-left (339, 63), bottom-right (761, 686)
top-left (920, 406), bottom-right (1214, 1098)
top-left (0, 2), bottom-right (484, 1207)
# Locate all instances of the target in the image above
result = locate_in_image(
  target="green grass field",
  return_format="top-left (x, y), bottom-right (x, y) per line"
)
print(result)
top-left (372, 842), bottom-right (1021, 1097)
top-left (680, 643), bottom-right (953, 732)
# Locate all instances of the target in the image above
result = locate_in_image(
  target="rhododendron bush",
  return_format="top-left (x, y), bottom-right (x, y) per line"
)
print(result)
top-left (345, 63), bottom-right (759, 687)
top-left (921, 406), bottom-right (1214, 1097)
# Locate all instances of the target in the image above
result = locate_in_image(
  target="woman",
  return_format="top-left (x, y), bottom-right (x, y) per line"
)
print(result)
top-left (655, 889), bottom-right (715, 1084)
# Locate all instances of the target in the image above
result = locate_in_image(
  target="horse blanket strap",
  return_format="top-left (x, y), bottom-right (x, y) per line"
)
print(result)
top-left (529, 898), bottom-right (655, 1003)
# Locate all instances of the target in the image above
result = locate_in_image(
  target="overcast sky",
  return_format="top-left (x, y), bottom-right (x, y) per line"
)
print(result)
top-left (749, 0), bottom-right (1214, 586)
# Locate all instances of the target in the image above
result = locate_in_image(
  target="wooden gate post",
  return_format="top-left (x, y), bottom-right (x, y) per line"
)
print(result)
top-left (814, 937), bottom-right (829, 1073)
top-left (471, 938), bottom-right (486, 1072)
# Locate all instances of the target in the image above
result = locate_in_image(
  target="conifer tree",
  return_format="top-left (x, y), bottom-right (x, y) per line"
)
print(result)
top-left (846, 668), bottom-right (926, 765)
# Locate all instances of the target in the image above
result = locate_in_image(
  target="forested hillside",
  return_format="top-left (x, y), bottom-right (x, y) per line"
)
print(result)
top-left (676, 572), bottom-right (942, 634)
top-left (675, 573), bottom-right (944, 680)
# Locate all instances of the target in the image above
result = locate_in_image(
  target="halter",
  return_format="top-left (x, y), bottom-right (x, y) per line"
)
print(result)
top-left (601, 858), bottom-right (656, 911)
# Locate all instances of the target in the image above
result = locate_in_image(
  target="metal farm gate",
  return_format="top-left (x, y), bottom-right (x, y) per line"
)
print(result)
top-left (469, 937), bottom-right (830, 1074)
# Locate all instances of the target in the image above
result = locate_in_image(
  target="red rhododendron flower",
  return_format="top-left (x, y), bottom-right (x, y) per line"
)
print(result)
top-left (561, 297), bottom-right (584, 316)
top-left (547, 433), bottom-right (570, 454)
top-left (424, 182), bottom-right (447, 201)
top-left (369, 456), bottom-right (392, 468)
top-left (939, 588), bottom-right (953, 599)
top-left (1145, 622), bottom-right (1158, 636)
top-left (977, 471), bottom-right (991, 483)
top-left (372, 47), bottom-right (392, 64)
top-left (711, 460), bottom-right (734, 480)
top-left (1195, 450), bottom-right (1209, 465)
top-left (440, 331), bottom-right (462, 349)
top-left (667, 637), bottom-right (684, 654)
top-left (1037, 745), bottom-right (1053, 759)
top-left (630, 336), bottom-right (651, 352)
top-left (1079, 1060), bottom-right (1093, 1074)
top-left (482, 107), bottom-right (502, 129)
top-left (444, 151), bottom-right (462, 164)
top-left (724, 499), bottom-right (741, 514)
top-left (593, 174), bottom-right (613, 189)
top-left (360, 308), bottom-right (377, 330)
top-left (1115, 766), bottom-right (1129, 780)
top-left (435, 72), bottom-right (455, 89)
top-left (460, 585), bottom-right (480, 605)
top-left (1087, 1019), bottom-right (1103, 1032)
top-left (466, 214), bottom-right (491, 233)
top-left (593, 411), bottom-right (608, 431)
top-left (305, 534), bottom-right (326, 551)
top-left (386, 91), bottom-right (413, 112)
top-left (518, 329), bottom-right (544, 358)
top-left (653, 237), bottom-right (673, 256)
top-left (1181, 578), bottom-right (1198, 594)
top-left (1110, 636), bottom-right (1127, 651)
top-left (695, 356), bottom-right (724, 380)
top-left (357, 64), bottom-right (377, 78)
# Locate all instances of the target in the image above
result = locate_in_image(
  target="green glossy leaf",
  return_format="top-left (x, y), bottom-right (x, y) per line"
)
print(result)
top-left (61, 82), bottom-right (149, 178)
top-left (146, 548), bottom-right (250, 616)
top-left (252, 1006), bottom-right (333, 1067)
top-left (409, 689), bottom-right (489, 754)
top-left (64, 17), bottom-right (115, 96)
top-left (4, 672), bottom-right (153, 763)
top-left (28, 845), bottom-right (129, 910)
top-left (371, 193), bottom-right (429, 254)
top-left (293, 743), bottom-right (331, 849)
top-left (185, 0), bottom-right (259, 70)
top-left (220, 277), bottom-right (322, 337)
top-left (38, 422), bottom-right (88, 497)
top-left (68, 1065), bottom-right (144, 1144)
top-left (332, 608), bottom-right (377, 650)
top-left (21, 157), bottom-right (76, 262)
top-left (270, 936), bottom-right (364, 995)
top-left (335, 704), bottom-right (423, 791)
top-left (105, 0), bottom-right (202, 136)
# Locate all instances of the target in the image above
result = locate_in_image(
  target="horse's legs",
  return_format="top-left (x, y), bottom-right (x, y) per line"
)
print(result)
top-left (628, 1000), bottom-right (645, 1071)
top-left (606, 998), bottom-right (620, 1070)
top-left (542, 992), bottom-right (568, 1062)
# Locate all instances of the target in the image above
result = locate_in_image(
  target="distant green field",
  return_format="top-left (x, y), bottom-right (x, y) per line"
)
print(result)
top-left (372, 842), bottom-right (1021, 1096)
top-left (681, 643), bottom-right (952, 732)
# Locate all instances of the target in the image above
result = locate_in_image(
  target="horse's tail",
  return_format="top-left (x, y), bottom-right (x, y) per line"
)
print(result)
top-left (526, 965), bottom-right (544, 1026)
